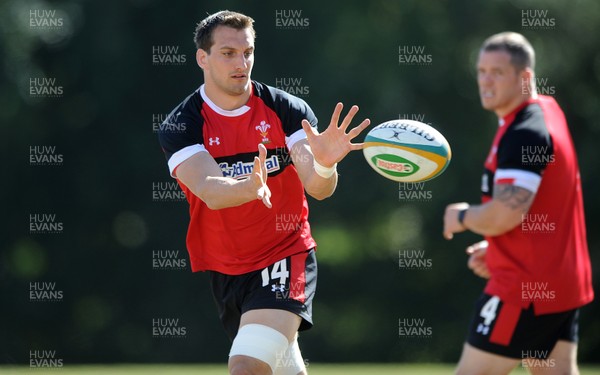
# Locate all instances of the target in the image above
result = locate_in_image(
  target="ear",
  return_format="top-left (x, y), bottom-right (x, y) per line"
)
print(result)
top-left (520, 67), bottom-right (535, 96)
top-left (522, 67), bottom-right (534, 81)
top-left (196, 49), bottom-right (208, 70)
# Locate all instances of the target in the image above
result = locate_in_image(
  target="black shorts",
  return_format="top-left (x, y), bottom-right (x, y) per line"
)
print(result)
top-left (466, 293), bottom-right (579, 359)
top-left (208, 249), bottom-right (317, 341)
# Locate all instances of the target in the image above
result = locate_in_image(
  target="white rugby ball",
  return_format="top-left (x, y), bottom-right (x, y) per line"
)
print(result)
top-left (363, 119), bottom-right (452, 182)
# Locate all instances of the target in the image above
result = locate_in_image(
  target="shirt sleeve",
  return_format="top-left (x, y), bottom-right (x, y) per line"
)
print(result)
top-left (280, 94), bottom-right (317, 150)
top-left (157, 92), bottom-right (206, 177)
top-left (495, 104), bottom-right (554, 193)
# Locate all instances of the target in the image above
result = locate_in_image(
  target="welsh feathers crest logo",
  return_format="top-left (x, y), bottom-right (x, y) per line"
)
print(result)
top-left (256, 121), bottom-right (271, 144)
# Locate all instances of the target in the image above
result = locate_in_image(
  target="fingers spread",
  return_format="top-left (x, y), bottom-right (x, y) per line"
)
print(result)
top-left (347, 118), bottom-right (371, 139)
top-left (329, 102), bottom-right (344, 128)
top-left (301, 119), bottom-right (317, 137)
top-left (340, 105), bottom-right (359, 131)
top-left (349, 142), bottom-right (364, 151)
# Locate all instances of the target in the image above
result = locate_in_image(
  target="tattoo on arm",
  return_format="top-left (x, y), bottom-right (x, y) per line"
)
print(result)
top-left (493, 184), bottom-right (535, 212)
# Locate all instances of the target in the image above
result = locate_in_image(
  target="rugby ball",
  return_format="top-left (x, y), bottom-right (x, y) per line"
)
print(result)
top-left (363, 119), bottom-right (451, 182)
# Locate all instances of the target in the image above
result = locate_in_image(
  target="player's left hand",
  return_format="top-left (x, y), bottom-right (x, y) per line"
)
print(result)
top-left (301, 102), bottom-right (370, 168)
top-left (443, 202), bottom-right (470, 240)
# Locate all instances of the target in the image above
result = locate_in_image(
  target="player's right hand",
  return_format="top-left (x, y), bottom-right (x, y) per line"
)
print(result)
top-left (252, 143), bottom-right (272, 208)
top-left (466, 240), bottom-right (490, 279)
top-left (443, 202), bottom-right (469, 240)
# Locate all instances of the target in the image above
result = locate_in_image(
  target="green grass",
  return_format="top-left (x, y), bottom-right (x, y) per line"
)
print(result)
top-left (2, 364), bottom-right (600, 374)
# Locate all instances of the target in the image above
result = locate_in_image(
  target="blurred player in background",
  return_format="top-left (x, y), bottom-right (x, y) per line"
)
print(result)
top-left (443, 32), bottom-right (593, 374)
top-left (158, 10), bottom-right (369, 375)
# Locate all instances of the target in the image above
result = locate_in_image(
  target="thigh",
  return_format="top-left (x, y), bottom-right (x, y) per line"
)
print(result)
top-left (241, 309), bottom-right (302, 343)
top-left (526, 340), bottom-right (579, 375)
top-left (456, 343), bottom-right (519, 375)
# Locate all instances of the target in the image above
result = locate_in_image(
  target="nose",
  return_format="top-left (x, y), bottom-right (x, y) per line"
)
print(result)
top-left (478, 72), bottom-right (492, 86)
top-left (235, 54), bottom-right (249, 71)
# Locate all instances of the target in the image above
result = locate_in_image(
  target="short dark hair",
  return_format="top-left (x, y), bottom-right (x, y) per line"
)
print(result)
top-left (480, 32), bottom-right (535, 72)
top-left (193, 10), bottom-right (255, 52)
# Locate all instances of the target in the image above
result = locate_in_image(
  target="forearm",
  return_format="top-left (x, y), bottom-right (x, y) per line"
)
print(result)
top-left (290, 140), bottom-right (337, 200)
top-left (445, 184), bottom-right (535, 240)
top-left (175, 152), bottom-right (261, 210)
top-left (192, 176), bottom-right (257, 210)
top-left (303, 170), bottom-right (338, 200)
top-left (462, 201), bottom-right (517, 236)
top-left (463, 183), bottom-right (536, 236)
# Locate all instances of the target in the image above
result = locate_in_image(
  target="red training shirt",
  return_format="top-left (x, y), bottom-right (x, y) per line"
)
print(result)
top-left (481, 95), bottom-right (593, 314)
top-left (159, 82), bottom-right (317, 274)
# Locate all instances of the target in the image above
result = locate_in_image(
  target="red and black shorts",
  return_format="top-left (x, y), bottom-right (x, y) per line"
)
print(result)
top-left (467, 293), bottom-right (579, 359)
top-left (208, 249), bottom-right (317, 341)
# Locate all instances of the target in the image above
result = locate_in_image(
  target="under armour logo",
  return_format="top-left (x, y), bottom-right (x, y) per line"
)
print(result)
top-left (209, 137), bottom-right (220, 146)
top-left (476, 323), bottom-right (490, 335)
top-left (271, 284), bottom-right (285, 293)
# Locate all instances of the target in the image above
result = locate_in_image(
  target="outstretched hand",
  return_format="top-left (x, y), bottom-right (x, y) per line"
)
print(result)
top-left (251, 143), bottom-right (272, 208)
top-left (301, 102), bottom-right (370, 168)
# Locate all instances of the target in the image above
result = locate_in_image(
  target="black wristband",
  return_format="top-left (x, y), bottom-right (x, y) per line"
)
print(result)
top-left (458, 208), bottom-right (468, 227)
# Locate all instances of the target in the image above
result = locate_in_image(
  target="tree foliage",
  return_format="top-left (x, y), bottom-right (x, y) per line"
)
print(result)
top-left (2, 0), bottom-right (599, 364)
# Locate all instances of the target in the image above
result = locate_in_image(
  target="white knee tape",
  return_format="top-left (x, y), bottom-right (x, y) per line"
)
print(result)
top-left (274, 337), bottom-right (306, 375)
top-left (229, 324), bottom-right (290, 373)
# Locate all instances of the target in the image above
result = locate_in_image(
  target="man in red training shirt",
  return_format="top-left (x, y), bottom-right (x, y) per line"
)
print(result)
top-left (158, 10), bottom-right (369, 375)
top-left (443, 32), bottom-right (593, 374)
